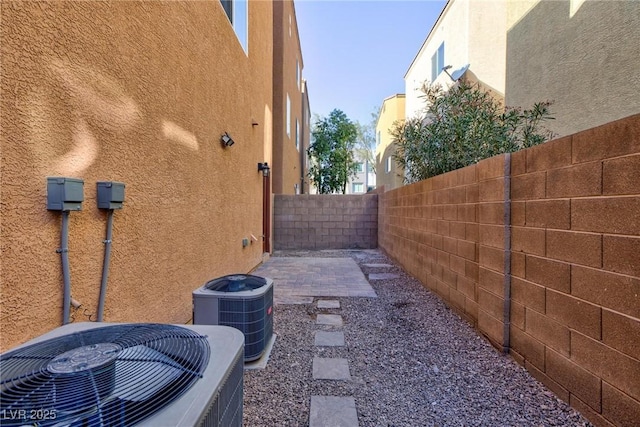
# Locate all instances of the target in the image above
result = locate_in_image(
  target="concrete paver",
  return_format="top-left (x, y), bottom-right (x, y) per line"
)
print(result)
top-left (368, 273), bottom-right (400, 280)
top-left (313, 357), bottom-right (351, 380)
top-left (318, 300), bottom-right (341, 309)
top-left (310, 396), bottom-right (359, 427)
top-left (363, 263), bottom-right (393, 268)
top-left (252, 257), bottom-right (377, 302)
top-left (315, 331), bottom-right (345, 347)
top-left (316, 314), bottom-right (343, 326)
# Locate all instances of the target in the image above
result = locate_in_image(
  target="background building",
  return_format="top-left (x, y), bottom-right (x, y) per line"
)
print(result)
top-left (375, 94), bottom-right (406, 191)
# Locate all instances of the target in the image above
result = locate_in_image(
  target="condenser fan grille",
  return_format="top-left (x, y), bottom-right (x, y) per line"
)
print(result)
top-left (205, 274), bottom-right (267, 292)
top-left (0, 324), bottom-right (210, 427)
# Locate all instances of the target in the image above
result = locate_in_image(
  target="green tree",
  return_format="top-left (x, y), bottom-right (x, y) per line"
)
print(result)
top-left (392, 81), bottom-right (554, 183)
top-left (308, 109), bottom-right (359, 194)
top-left (354, 107), bottom-right (380, 174)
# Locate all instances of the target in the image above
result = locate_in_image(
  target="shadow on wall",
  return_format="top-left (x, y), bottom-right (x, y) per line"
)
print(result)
top-left (505, 0), bottom-right (640, 137)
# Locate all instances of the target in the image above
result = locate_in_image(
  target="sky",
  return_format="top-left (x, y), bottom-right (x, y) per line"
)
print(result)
top-left (295, 0), bottom-right (447, 126)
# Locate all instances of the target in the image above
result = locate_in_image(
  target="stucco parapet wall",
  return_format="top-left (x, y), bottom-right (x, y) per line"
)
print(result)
top-left (273, 194), bottom-right (378, 250)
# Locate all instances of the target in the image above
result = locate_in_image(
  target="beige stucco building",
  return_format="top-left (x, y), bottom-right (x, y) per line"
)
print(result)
top-left (0, 1), bottom-right (303, 352)
top-left (404, 0), bottom-right (507, 120)
top-left (272, 0), bottom-right (306, 195)
top-left (375, 94), bottom-right (406, 191)
top-left (506, 0), bottom-right (640, 137)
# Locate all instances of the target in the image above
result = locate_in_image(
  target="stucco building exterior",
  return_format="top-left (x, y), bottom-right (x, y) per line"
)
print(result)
top-left (505, 0), bottom-right (640, 137)
top-left (404, 0), bottom-right (507, 120)
top-left (375, 94), bottom-right (406, 191)
top-left (272, 0), bottom-right (306, 195)
top-left (0, 1), bottom-right (303, 352)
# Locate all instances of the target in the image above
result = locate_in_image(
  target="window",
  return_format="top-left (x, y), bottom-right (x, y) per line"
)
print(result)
top-left (431, 42), bottom-right (445, 82)
top-left (296, 60), bottom-right (300, 89)
top-left (352, 183), bottom-right (364, 193)
top-left (220, 0), bottom-right (248, 53)
top-left (376, 130), bottom-right (381, 146)
top-left (385, 157), bottom-right (392, 173)
top-left (295, 119), bottom-right (300, 150)
top-left (354, 162), bottom-right (364, 173)
top-left (286, 94), bottom-right (291, 137)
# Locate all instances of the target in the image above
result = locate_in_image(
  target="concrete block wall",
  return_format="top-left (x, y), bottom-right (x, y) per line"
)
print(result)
top-left (379, 114), bottom-right (640, 427)
top-left (273, 194), bottom-right (377, 250)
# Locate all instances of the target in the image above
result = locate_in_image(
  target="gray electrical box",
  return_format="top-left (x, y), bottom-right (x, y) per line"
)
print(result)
top-left (97, 181), bottom-right (125, 210)
top-left (47, 177), bottom-right (84, 211)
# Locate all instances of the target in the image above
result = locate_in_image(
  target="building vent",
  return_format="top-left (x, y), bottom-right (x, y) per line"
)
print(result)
top-left (193, 274), bottom-right (273, 362)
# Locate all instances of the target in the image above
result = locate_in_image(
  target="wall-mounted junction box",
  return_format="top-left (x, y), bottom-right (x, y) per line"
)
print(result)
top-left (97, 181), bottom-right (125, 210)
top-left (47, 177), bottom-right (84, 211)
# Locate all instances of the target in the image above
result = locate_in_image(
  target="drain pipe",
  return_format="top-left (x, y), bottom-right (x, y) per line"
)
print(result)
top-left (47, 177), bottom-right (84, 325)
top-left (502, 153), bottom-right (512, 354)
top-left (96, 181), bottom-right (125, 322)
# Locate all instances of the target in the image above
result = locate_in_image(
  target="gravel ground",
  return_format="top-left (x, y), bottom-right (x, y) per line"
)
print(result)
top-left (243, 249), bottom-right (592, 427)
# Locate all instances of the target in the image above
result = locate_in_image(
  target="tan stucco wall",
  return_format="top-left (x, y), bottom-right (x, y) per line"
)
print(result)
top-left (272, 0), bottom-right (304, 194)
top-left (0, 1), bottom-right (273, 352)
top-left (375, 95), bottom-right (405, 190)
top-left (506, 0), bottom-right (640, 137)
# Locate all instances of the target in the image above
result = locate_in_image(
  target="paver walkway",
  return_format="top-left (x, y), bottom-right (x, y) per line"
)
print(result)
top-left (252, 257), bottom-right (377, 303)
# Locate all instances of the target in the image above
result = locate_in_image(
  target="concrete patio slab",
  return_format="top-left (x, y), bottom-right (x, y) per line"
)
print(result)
top-left (244, 334), bottom-right (277, 371)
top-left (252, 257), bottom-right (377, 301)
top-left (275, 296), bottom-right (314, 305)
top-left (313, 357), bottom-right (351, 380)
top-left (368, 273), bottom-right (400, 280)
top-left (318, 300), bottom-right (340, 309)
top-left (315, 331), bottom-right (345, 347)
top-left (316, 314), bottom-right (343, 326)
top-left (310, 396), bottom-right (358, 427)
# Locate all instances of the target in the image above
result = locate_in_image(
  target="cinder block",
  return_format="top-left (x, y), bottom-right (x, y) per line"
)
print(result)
top-left (511, 171), bottom-right (546, 200)
top-left (572, 114), bottom-right (640, 164)
top-left (526, 310), bottom-right (570, 356)
top-left (437, 249), bottom-right (449, 268)
top-left (478, 154), bottom-right (505, 181)
top-left (602, 382), bottom-right (640, 427)
top-left (443, 205), bottom-right (457, 221)
top-left (443, 236), bottom-right (457, 254)
top-left (457, 275), bottom-right (476, 300)
top-left (511, 277), bottom-right (545, 313)
top-left (437, 220), bottom-right (450, 236)
top-left (457, 204), bottom-right (477, 222)
top-left (465, 298), bottom-right (479, 321)
top-left (512, 226), bottom-right (545, 256)
top-left (526, 135), bottom-right (572, 172)
top-left (479, 245), bottom-right (504, 273)
top-left (511, 251), bottom-right (526, 278)
top-left (546, 161), bottom-right (602, 198)
top-left (569, 395), bottom-right (616, 427)
top-left (546, 230), bottom-right (602, 268)
top-left (479, 177), bottom-right (504, 202)
top-left (465, 260), bottom-right (479, 281)
top-left (478, 287), bottom-right (504, 319)
top-left (478, 202), bottom-right (505, 225)
top-left (571, 265), bottom-right (639, 318)
top-left (458, 240), bottom-right (477, 261)
top-left (523, 360), bottom-right (570, 403)
top-left (547, 289), bottom-right (601, 339)
top-left (449, 186), bottom-right (467, 204)
top-left (465, 222), bottom-right (479, 241)
top-left (511, 150), bottom-right (527, 176)
top-left (572, 197), bottom-right (640, 235)
top-left (477, 309), bottom-right (504, 347)
top-left (510, 326), bottom-right (545, 370)
top-left (511, 300), bottom-right (525, 329)
top-left (466, 184), bottom-right (479, 203)
top-left (479, 224), bottom-right (504, 249)
top-left (525, 199), bottom-right (570, 229)
top-left (449, 254), bottom-right (466, 275)
top-left (449, 222), bottom-right (466, 239)
top-left (526, 255), bottom-right (570, 293)
top-left (546, 347), bottom-right (602, 411)
top-left (603, 154), bottom-right (640, 195)
top-left (602, 309), bottom-right (640, 360)
top-left (479, 267), bottom-right (504, 296)
top-left (571, 331), bottom-right (640, 401)
top-left (603, 235), bottom-right (640, 277)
